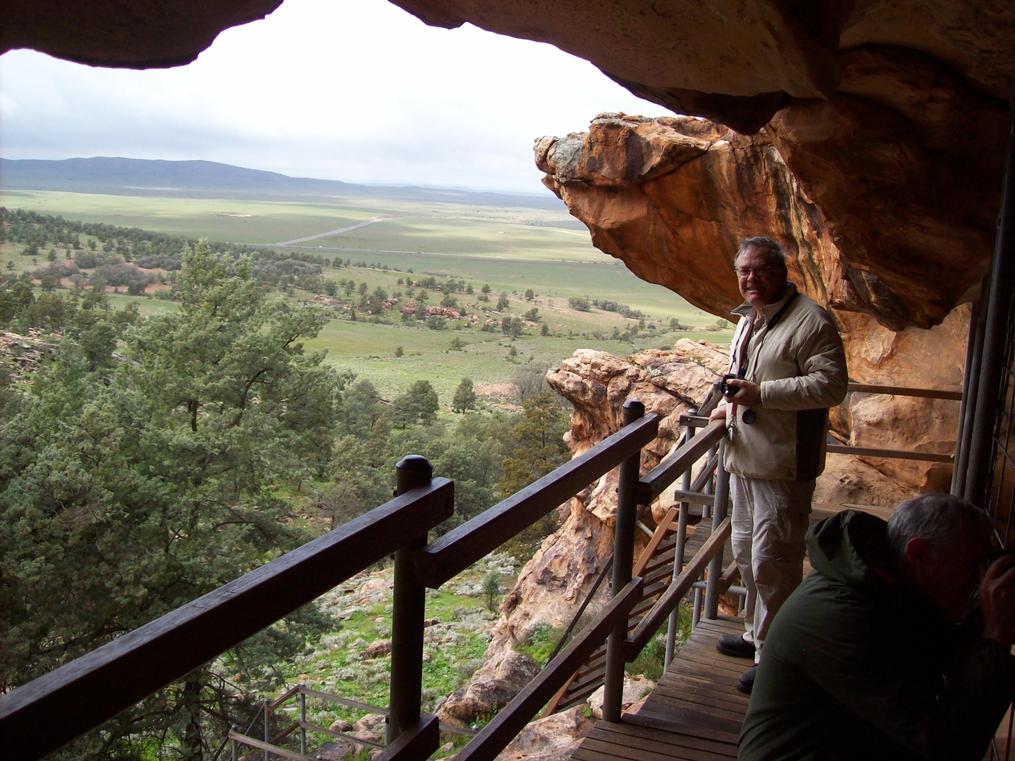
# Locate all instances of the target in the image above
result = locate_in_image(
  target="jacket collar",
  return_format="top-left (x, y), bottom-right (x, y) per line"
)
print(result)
top-left (731, 281), bottom-right (798, 321)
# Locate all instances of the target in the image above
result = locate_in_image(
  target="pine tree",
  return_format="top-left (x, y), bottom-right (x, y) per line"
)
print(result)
top-left (452, 378), bottom-right (477, 413)
top-left (0, 243), bottom-right (338, 756)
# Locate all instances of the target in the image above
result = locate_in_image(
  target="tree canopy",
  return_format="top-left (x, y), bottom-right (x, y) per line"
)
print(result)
top-left (0, 243), bottom-right (339, 758)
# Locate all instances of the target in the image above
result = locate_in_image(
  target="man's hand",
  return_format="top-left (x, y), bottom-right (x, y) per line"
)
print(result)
top-left (979, 554), bottom-right (1015, 645)
top-left (709, 405), bottom-right (727, 423)
top-left (724, 378), bottom-right (762, 407)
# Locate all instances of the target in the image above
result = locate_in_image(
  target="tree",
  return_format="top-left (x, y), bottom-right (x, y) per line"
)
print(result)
top-left (497, 292), bottom-right (510, 310)
top-left (499, 392), bottom-right (571, 559)
top-left (483, 571), bottom-right (500, 611)
top-left (338, 378), bottom-right (384, 439)
top-left (452, 378), bottom-right (477, 413)
top-left (0, 243), bottom-right (338, 757)
top-left (524, 288), bottom-right (535, 301)
top-left (392, 379), bottom-right (439, 427)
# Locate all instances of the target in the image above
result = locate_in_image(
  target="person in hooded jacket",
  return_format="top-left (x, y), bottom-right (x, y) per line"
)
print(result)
top-left (739, 492), bottom-right (1015, 761)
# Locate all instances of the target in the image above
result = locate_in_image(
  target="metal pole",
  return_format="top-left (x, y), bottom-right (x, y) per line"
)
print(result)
top-left (965, 95), bottom-right (1015, 507)
top-left (952, 295), bottom-right (985, 495)
top-left (387, 455), bottom-right (432, 744)
top-left (703, 440), bottom-right (731, 619)
top-left (263, 701), bottom-right (269, 761)
top-left (299, 687), bottom-right (306, 756)
top-left (665, 423), bottom-right (695, 668)
top-left (603, 400), bottom-right (645, 722)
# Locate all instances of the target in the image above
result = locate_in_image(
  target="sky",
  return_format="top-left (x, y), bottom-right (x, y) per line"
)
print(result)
top-left (0, 0), bottom-right (666, 194)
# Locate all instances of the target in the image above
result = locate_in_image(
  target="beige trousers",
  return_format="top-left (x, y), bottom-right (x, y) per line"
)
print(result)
top-left (730, 474), bottom-right (813, 663)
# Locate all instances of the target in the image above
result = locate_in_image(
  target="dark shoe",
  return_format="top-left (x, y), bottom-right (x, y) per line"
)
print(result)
top-left (716, 633), bottom-right (756, 659)
top-left (736, 665), bottom-right (757, 695)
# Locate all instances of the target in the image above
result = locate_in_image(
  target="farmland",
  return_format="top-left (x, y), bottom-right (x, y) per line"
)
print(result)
top-left (0, 186), bottom-right (733, 401)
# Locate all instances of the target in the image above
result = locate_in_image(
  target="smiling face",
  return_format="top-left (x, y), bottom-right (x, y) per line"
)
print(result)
top-left (736, 244), bottom-right (788, 312)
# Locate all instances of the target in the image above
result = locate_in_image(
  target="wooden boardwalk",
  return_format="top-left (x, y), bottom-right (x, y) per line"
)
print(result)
top-left (572, 617), bottom-right (748, 760)
top-left (570, 502), bottom-right (896, 761)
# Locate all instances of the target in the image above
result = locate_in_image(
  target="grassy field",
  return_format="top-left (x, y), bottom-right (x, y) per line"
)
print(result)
top-left (1, 188), bottom-right (734, 401)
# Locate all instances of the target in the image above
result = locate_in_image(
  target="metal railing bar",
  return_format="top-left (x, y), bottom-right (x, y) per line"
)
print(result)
top-left (626, 518), bottom-right (731, 656)
top-left (690, 449), bottom-right (719, 492)
top-left (292, 719), bottom-right (385, 748)
top-left (227, 731), bottom-right (316, 761)
top-left (295, 686), bottom-right (385, 715)
top-left (826, 444), bottom-right (953, 463)
top-left (416, 415), bottom-right (659, 588)
top-left (454, 578), bottom-right (643, 761)
top-left (270, 685), bottom-right (304, 710)
top-left (0, 479), bottom-right (454, 761)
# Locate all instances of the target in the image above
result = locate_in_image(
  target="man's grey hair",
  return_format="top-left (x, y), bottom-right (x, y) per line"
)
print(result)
top-left (735, 236), bottom-right (787, 268)
top-left (886, 492), bottom-right (992, 561)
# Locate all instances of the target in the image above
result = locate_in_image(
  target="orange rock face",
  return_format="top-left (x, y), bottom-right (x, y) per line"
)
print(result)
top-left (537, 113), bottom-right (968, 494)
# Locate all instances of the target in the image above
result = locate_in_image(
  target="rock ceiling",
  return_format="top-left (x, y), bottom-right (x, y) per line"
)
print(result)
top-left (2, 0), bottom-right (1013, 328)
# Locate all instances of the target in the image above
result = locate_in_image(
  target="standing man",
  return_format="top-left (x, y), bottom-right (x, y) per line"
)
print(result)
top-left (709, 236), bottom-right (847, 693)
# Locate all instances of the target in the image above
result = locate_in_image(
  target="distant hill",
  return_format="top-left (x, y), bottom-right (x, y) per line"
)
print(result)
top-left (0, 157), bottom-right (565, 211)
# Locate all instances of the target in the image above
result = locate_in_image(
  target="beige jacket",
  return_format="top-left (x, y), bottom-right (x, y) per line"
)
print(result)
top-left (722, 283), bottom-right (847, 481)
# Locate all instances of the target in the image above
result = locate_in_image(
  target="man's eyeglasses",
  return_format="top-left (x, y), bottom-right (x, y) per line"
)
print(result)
top-left (736, 266), bottom-right (779, 278)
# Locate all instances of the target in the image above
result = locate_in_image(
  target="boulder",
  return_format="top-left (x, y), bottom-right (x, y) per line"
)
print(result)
top-left (494, 705), bottom-right (595, 761)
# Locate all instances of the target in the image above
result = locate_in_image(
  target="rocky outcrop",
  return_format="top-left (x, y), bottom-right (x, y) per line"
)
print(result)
top-left (437, 341), bottom-right (725, 725)
top-left (536, 112), bottom-right (991, 331)
top-left (537, 112), bottom-right (970, 493)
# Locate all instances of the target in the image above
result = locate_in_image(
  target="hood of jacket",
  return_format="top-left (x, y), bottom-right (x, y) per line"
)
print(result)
top-left (806, 509), bottom-right (894, 589)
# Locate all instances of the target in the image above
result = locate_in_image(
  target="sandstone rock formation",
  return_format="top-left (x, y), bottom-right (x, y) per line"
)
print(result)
top-left (437, 341), bottom-right (725, 725)
top-left (536, 113), bottom-right (969, 492)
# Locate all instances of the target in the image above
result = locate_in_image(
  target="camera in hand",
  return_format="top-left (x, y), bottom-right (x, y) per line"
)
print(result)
top-left (719, 372), bottom-right (741, 399)
top-left (717, 370), bottom-right (756, 425)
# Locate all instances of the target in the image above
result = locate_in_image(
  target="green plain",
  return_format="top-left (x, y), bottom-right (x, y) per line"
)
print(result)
top-left (1, 188), bottom-right (733, 400)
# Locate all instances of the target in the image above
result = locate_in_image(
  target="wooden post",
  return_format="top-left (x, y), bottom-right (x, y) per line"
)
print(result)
top-left (387, 455), bottom-right (432, 744)
top-left (603, 400), bottom-right (645, 722)
top-left (703, 440), bottom-right (730, 619)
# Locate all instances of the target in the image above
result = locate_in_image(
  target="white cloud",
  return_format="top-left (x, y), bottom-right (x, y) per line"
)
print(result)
top-left (0, 0), bottom-right (666, 192)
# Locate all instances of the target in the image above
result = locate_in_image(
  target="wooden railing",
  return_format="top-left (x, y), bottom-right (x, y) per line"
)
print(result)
top-left (4, 400), bottom-right (714, 761)
top-left (827, 382), bottom-right (963, 464)
top-left (1, 378), bottom-right (965, 760)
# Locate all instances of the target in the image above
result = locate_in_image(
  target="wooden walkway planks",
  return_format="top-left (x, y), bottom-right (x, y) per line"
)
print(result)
top-left (572, 617), bottom-right (750, 761)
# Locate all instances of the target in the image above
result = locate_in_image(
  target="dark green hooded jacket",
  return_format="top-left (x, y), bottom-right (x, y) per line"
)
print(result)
top-left (739, 510), bottom-right (1014, 761)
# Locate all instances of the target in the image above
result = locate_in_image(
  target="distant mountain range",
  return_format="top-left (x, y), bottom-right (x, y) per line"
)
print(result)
top-left (0, 157), bottom-right (564, 210)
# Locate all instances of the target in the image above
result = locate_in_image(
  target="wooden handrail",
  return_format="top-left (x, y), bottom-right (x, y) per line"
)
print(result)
top-left (638, 421), bottom-right (725, 503)
top-left (626, 518), bottom-right (731, 655)
top-left (847, 382), bottom-right (962, 401)
top-left (377, 714), bottom-right (440, 761)
top-left (0, 479), bottom-right (454, 760)
top-left (454, 578), bottom-right (644, 761)
top-left (415, 414), bottom-right (659, 588)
